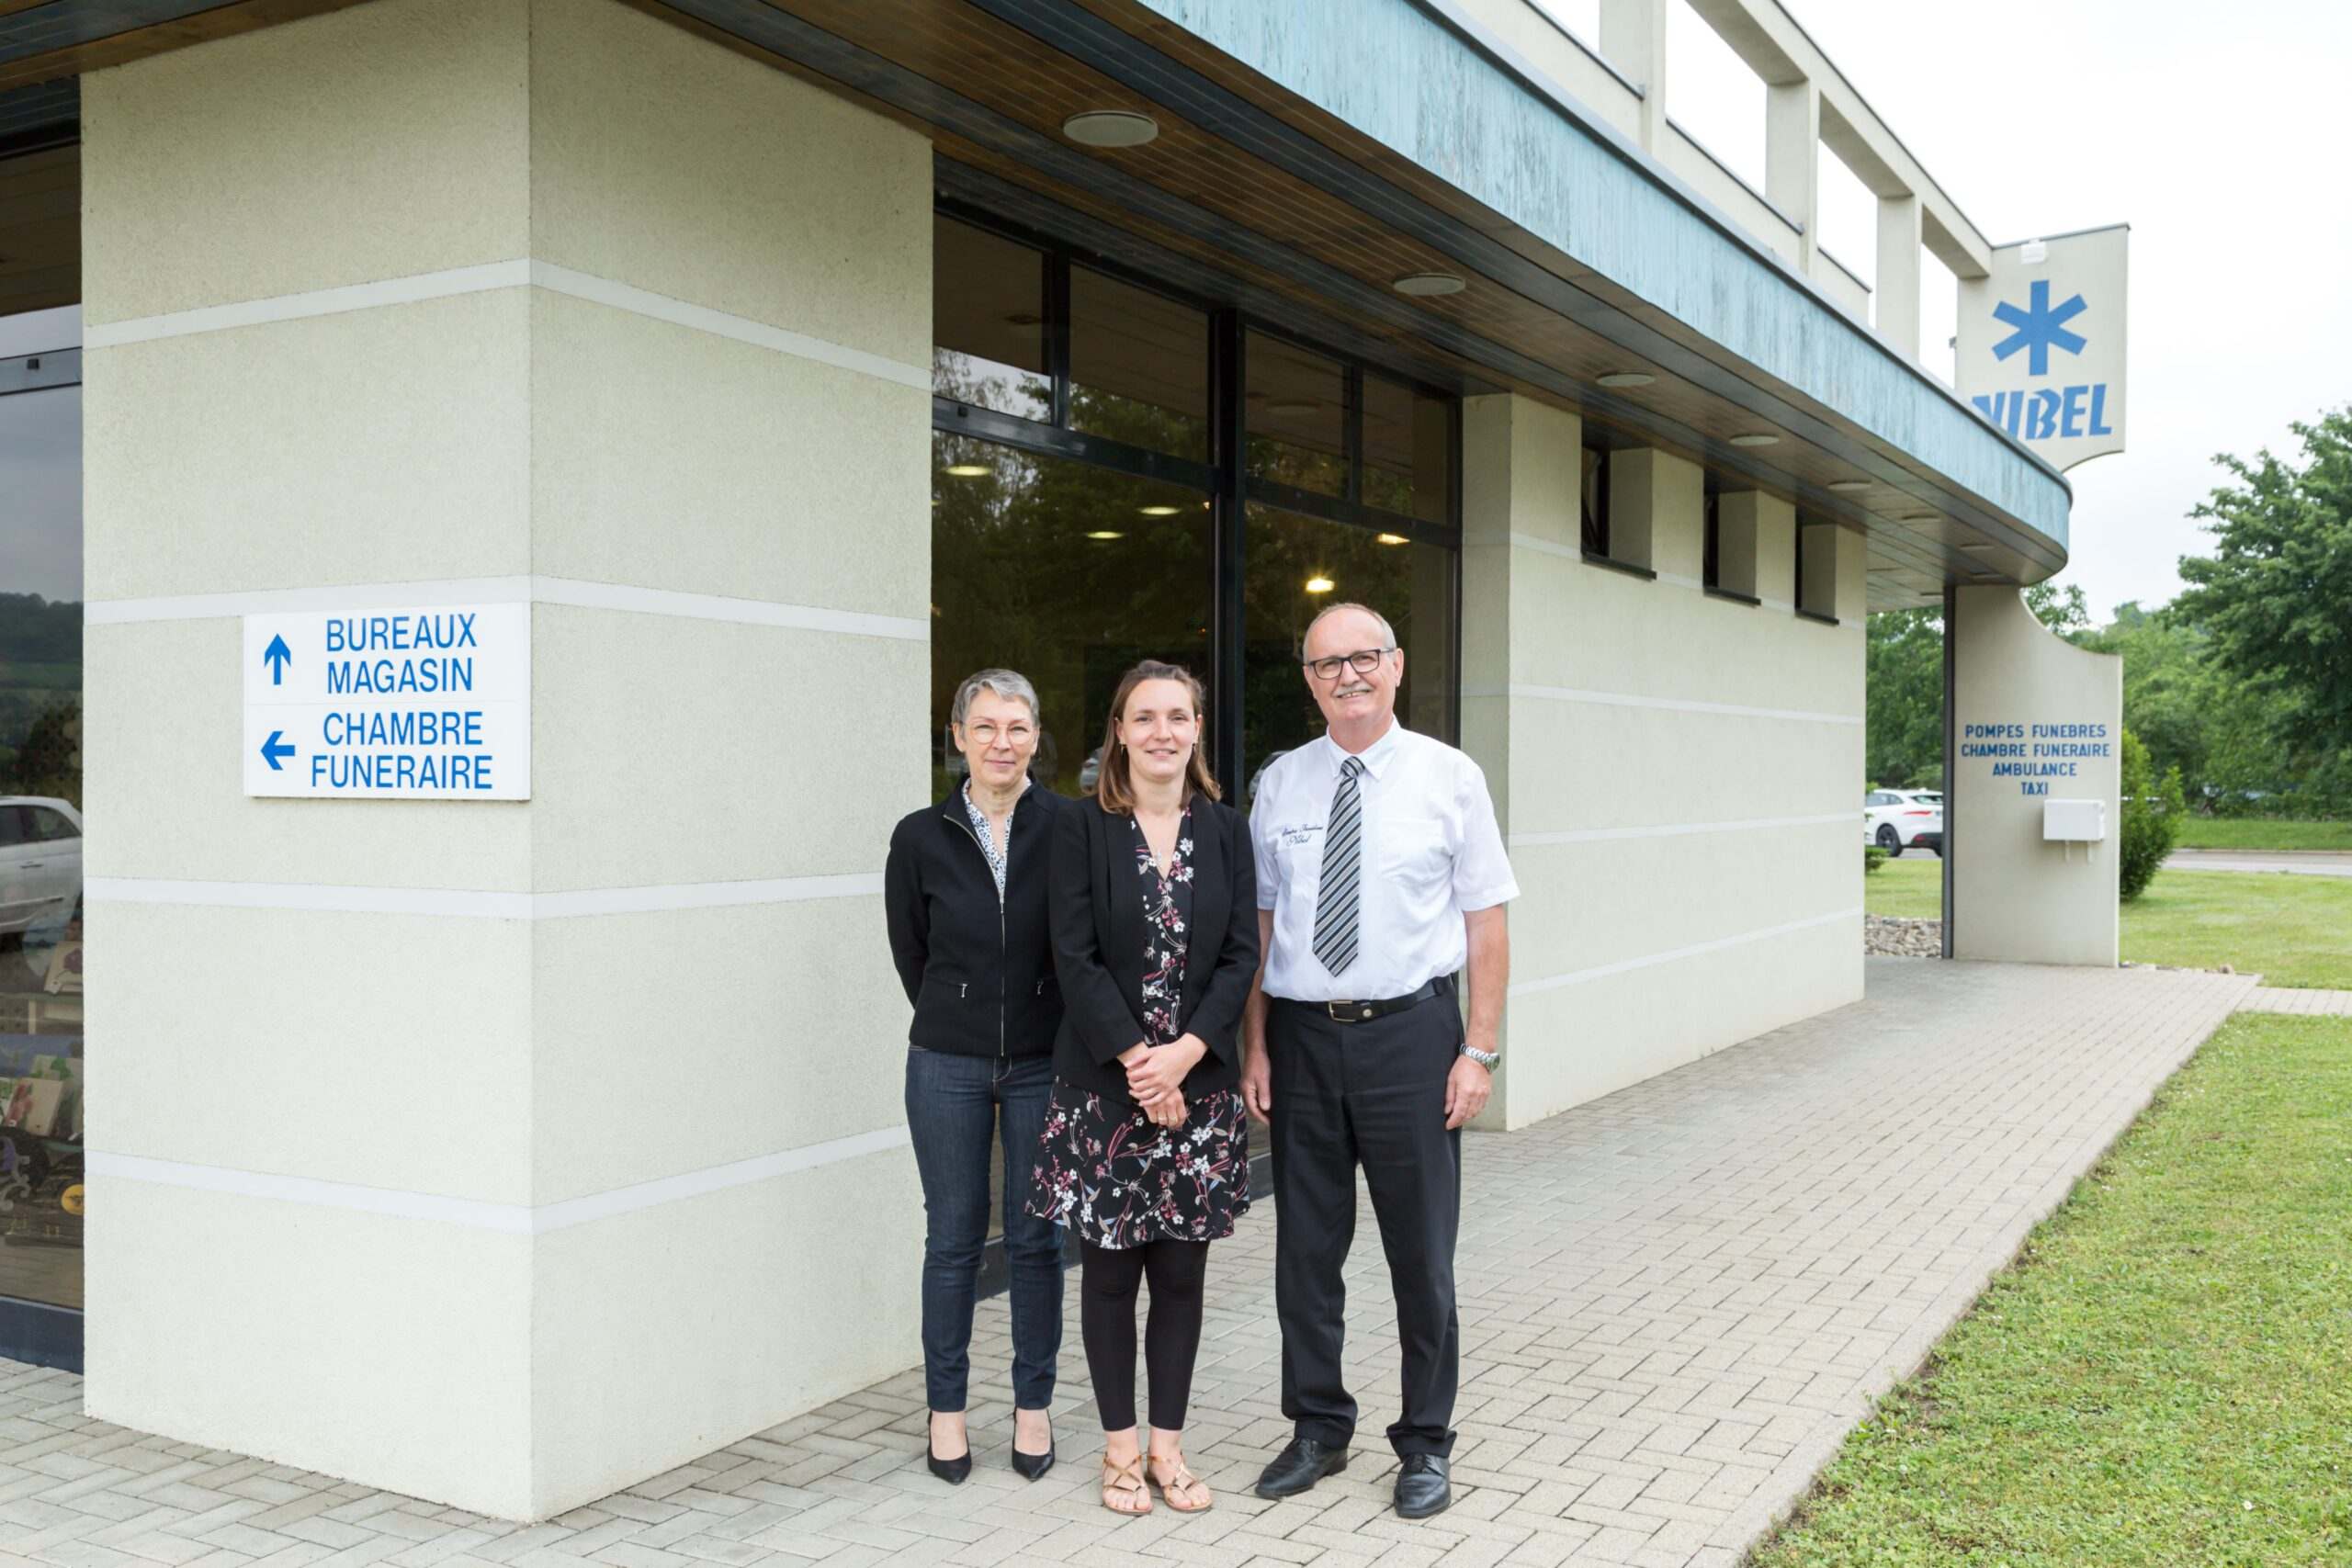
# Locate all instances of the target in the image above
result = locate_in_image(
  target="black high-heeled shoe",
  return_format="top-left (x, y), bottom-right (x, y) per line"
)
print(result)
top-left (1010, 1438), bottom-right (1056, 1482)
top-left (926, 1431), bottom-right (972, 1485)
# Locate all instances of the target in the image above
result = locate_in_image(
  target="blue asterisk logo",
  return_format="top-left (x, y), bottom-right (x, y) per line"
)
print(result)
top-left (1990, 280), bottom-right (2087, 377)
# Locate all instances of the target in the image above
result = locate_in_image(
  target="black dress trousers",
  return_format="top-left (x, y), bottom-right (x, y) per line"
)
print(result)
top-left (1267, 989), bottom-right (1465, 1459)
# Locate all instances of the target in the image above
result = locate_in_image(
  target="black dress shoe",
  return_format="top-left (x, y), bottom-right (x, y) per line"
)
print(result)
top-left (1255, 1436), bottom-right (1348, 1499)
top-left (1009, 1439), bottom-right (1056, 1482)
top-left (1394, 1453), bottom-right (1451, 1519)
top-left (926, 1439), bottom-right (971, 1485)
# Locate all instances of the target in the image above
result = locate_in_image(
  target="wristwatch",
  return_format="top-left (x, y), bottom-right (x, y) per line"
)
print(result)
top-left (1458, 1043), bottom-right (1500, 1069)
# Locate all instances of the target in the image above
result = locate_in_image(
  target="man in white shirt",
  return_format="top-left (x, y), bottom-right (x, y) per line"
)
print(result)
top-left (1242, 602), bottom-right (1516, 1521)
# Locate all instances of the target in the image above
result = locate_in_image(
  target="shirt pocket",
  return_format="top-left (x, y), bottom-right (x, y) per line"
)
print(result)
top-left (1378, 817), bottom-right (1452, 890)
top-left (1273, 825), bottom-right (1326, 887)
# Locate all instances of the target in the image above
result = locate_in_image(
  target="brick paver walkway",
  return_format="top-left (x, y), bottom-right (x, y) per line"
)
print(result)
top-left (0, 959), bottom-right (2256, 1568)
top-left (2239, 986), bottom-right (2352, 1016)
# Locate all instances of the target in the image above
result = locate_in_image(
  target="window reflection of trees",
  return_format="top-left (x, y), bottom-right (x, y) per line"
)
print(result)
top-left (931, 418), bottom-right (1210, 799)
top-left (1238, 506), bottom-right (1455, 807)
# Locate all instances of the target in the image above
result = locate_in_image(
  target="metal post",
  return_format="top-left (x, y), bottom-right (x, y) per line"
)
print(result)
top-left (1941, 584), bottom-right (1957, 956)
top-left (1209, 310), bottom-right (1247, 800)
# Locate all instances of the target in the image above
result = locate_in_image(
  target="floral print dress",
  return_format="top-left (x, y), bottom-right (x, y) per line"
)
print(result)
top-left (1029, 807), bottom-right (1251, 1248)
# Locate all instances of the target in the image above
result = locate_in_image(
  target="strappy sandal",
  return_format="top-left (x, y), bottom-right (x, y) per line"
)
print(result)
top-left (1147, 1452), bottom-right (1215, 1514)
top-left (1101, 1452), bottom-right (1153, 1516)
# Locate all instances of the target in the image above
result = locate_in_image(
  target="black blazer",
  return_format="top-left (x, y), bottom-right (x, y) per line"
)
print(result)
top-left (1048, 795), bottom-right (1260, 1104)
top-left (884, 784), bottom-right (1068, 1058)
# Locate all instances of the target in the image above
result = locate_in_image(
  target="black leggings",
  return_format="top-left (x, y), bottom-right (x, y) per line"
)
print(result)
top-left (1080, 1238), bottom-right (1210, 1432)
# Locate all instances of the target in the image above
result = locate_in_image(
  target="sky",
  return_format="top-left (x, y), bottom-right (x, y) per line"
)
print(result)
top-left (1662, 0), bottom-right (2352, 620)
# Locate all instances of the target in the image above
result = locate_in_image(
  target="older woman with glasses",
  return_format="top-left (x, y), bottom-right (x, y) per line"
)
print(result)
top-left (885, 670), bottom-right (1069, 1484)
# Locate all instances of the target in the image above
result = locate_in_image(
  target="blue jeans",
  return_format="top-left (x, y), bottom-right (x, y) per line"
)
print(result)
top-left (904, 1047), bottom-right (1062, 1413)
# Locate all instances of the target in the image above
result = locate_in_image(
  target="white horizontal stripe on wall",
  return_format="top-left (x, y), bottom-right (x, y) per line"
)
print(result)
top-left (1465, 682), bottom-right (1862, 726)
top-left (1509, 905), bottom-right (1861, 997)
top-left (87, 1123), bottom-right (914, 1236)
top-left (85, 872), bottom-right (884, 920)
top-left (1509, 811), bottom-right (1857, 846)
top-left (82, 259), bottom-right (932, 393)
top-left (85, 574), bottom-right (928, 642)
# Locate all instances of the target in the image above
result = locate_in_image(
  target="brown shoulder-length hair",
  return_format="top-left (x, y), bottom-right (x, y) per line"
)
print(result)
top-left (1095, 660), bottom-right (1223, 814)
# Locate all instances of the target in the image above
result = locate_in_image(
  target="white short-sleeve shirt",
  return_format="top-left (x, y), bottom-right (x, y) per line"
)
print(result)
top-left (1250, 722), bottom-right (1518, 1002)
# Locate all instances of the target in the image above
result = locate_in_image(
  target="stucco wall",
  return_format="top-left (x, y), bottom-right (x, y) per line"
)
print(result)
top-left (1948, 586), bottom-right (2121, 966)
top-left (80, 0), bottom-right (932, 1519)
top-left (1463, 394), bottom-right (1864, 1128)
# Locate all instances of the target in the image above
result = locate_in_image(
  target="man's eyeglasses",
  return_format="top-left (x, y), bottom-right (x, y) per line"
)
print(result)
top-left (1302, 647), bottom-right (1396, 682)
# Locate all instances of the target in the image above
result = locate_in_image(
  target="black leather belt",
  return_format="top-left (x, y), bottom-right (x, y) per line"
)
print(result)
top-left (1281, 975), bottom-right (1450, 1025)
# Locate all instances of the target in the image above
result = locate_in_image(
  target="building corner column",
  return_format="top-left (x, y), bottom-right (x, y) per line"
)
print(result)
top-left (79, 0), bottom-right (933, 1520)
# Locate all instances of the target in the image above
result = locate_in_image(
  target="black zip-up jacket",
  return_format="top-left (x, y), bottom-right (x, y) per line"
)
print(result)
top-left (1049, 795), bottom-right (1259, 1105)
top-left (884, 782), bottom-right (1066, 1058)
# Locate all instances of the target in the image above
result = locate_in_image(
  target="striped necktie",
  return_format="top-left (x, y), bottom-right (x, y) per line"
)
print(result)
top-left (1312, 757), bottom-right (1366, 976)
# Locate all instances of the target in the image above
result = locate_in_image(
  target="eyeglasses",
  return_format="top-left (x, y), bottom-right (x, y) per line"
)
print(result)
top-left (1302, 647), bottom-right (1396, 681)
top-left (963, 721), bottom-right (1035, 745)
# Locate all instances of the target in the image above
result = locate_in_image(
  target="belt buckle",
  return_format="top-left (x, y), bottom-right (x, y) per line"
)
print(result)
top-left (1326, 998), bottom-right (1378, 1024)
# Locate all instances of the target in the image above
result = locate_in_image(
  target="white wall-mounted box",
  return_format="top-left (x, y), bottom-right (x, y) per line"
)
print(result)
top-left (2043, 798), bottom-right (2106, 841)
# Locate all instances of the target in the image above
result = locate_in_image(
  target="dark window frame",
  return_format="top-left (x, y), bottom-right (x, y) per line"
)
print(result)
top-left (931, 203), bottom-right (1464, 796)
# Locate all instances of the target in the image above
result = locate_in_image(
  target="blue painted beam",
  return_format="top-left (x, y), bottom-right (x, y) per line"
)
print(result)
top-left (1117, 0), bottom-right (2071, 562)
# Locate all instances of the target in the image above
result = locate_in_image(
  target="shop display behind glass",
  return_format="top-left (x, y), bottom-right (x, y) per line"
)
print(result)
top-left (0, 311), bottom-right (85, 1310)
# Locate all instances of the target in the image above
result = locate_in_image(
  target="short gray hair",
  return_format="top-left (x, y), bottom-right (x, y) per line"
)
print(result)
top-left (951, 668), bottom-right (1040, 728)
top-left (1301, 602), bottom-right (1398, 659)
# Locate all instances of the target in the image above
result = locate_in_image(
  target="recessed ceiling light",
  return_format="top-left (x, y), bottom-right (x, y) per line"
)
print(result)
top-left (943, 463), bottom-right (989, 478)
top-left (1375, 533), bottom-right (1409, 546)
top-left (1264, 399), bottom-right (1321, 416)
top-left (1062, 109), bottom-right (1159, 147)
top-left (1137, 505), bottom-right (1182, 517)
top-left (1086, 530), bottom-right (1125, 541)
top-left (1392, 271), bottom-right (1466, 297)
top-left (1728, 433), bottom-right (1780, 447)
top-left (1827, 479), bottom-right (1871, 492)
top-left (1596, 371), bottom-right (1655, 388)
top-left (1901, 511), bottom-right (1938, 523)
top-left (1305, 576), bottom-right (1336, 594)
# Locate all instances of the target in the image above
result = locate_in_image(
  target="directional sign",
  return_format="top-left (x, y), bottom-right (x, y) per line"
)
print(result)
top-left (1956, 224), bottom-right (2129, 472)
top-left (242, 604), bottom-right (531, 799)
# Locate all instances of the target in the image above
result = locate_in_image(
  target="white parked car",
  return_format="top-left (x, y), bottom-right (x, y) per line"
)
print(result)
top-left (0, 796), bottom-right (82, 937)
top-left (1863, 789), bottom-right (1942, 856)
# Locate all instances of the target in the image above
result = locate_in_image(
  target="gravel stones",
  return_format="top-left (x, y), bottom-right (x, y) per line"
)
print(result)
top-left (1866, 914), bottom-right (1943, 957)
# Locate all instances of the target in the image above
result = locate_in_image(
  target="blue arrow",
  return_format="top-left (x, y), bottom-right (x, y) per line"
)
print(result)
top-left (262, 634), bottom-right (292, 686)
top-left (260, 730), bottom-right (296, 772)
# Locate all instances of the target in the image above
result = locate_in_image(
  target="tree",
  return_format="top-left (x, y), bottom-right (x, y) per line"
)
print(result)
top-left (1865, 606), bottom-right (1942, 787)
top-left (2174, 409), bottom-right (2352, 762)
top-left (2117, 727), bottom-right (2184, 900)
top-left (2023, 580), bottom-right (2089, 637)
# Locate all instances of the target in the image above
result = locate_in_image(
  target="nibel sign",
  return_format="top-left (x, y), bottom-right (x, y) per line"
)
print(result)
top-left (1955, 225), bottom-right (2129, 472)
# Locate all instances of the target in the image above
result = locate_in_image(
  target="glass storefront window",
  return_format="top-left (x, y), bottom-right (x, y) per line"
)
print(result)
top-left (1360, 374), bottom-right (1453, 525)
top-left (1240, 504), bottom-right (1456, 807)
top-left (930, 432), bottom-right (1212, 799)
top-left (1069, 266), bottom-right (1207, 461)
top-left (1245, 331), bottom-right (1347, 498)
top-left (0, 306), bottom-right (85, 1312)
top-left (933, 215), bottom-right (1050, 422)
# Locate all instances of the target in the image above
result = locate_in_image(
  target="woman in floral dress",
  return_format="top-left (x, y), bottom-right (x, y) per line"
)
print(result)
top-left (1030, 660), bottom-right (1259, 1517)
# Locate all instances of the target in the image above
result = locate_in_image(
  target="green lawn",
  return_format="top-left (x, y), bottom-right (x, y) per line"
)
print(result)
top-left (2172, 818), bottom-right (2352, 852)
top-left (1866, 860), bottom-right (2352, 988)
top-left (1750, 1012), bottom-right (2352, 1567)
